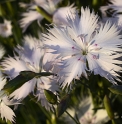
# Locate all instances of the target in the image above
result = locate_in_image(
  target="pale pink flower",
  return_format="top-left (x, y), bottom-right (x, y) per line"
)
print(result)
top-left (0, 72), bottom-right (16, 123)
top-left (19, 0), bottom-right (62, 32)
top-left (53, 5), bottom-right (76, 26)
top-left (2, 35), bottom-right (59, 110)
top-left (43, 7), bottom-right (122, 87)
top-left (100, 0), bottom-right (122, 28)
top-left (64, 97), bottom-right (109, 124)
top-left (0, 19), bottom-right (12, 37)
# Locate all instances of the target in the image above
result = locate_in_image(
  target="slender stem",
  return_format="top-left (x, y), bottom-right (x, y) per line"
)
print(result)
top-left (112, 94), bottom-right (118, 103)
top-left (65, 111), bottom-right (80, 124)
top-left (6, 2), bottom-right (14, 15)
top-left (36, 6), bottom-right (52, 22)
top-left (0, 5), bottom-right (2, 16)
top-left (112, 119), bottom-right (116, 124)
top-left (31, 97), bottom-right (51, 120)
top-left (37, 102), bottom-right (51, 119)
top-left (7, 121), bottom-right (11, 124)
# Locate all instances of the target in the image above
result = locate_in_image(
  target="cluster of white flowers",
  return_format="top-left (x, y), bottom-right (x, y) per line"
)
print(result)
top-left (0, 0), bottom-right (121, 123)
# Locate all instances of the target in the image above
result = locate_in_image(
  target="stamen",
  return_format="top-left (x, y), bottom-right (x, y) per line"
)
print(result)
top-left (77, 34), bottom-right (86, 42)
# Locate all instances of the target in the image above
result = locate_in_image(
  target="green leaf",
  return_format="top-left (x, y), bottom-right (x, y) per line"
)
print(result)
top-left (4, 71), bottom-right (38, 94)
top-left (108, 85), bottom-right (122, 95)
top-left (3, 71), bottom-right (56, 94)
top-left (44, 89), bottom-right (57, 104)
top-left (38, 72), bottom-right (56, 77)
top-left (56, 94), bottom-right (70, 117)
top-left (112, 119), bottom-right (116, 124)
top-left (104, 95), bottom-right (114, 120)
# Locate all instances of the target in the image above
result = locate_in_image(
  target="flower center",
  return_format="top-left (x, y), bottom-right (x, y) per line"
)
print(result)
top-left (82, 50), bottom-right (87, 55)
top-left (77, 34), bottom-right (89, 55)
top-left (2, 25), bottom-right (8, 31)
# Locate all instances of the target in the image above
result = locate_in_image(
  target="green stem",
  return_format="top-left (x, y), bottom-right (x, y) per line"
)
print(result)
top-left (112, 119), bottom-right (116, 124)
top-left (112, 94), bottom-right (118, 103)
top-left (30, 97), bottom-right (51, 120)
top-left (6, 2), bottom-right (14, 15)
top-left (65, 111), bottom-right (80, 124)
top-left (36, 6), bottom-right (52, 22)
top-left (35, 101), bottom-right (50, 119)
top-left (7, 121), bottom-right (11, 124)
top-left (0, 5), bottom-right (2, 16)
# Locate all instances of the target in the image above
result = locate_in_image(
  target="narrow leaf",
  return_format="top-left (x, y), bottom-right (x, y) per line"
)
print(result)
top-left (104, 95), bottom-right (114, 119)
top-left (108, 85), bottom-right (122, 95)
top-left (4, 71), bottom-right (38, 94)
top-left (56, 94), bottom-right (70, 117)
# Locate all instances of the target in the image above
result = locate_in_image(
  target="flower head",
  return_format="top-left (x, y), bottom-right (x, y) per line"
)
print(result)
top-left (101, 0), bottom-right (122, 15)
top-left (19, 0), bottom-right (61, 32)
top-left (2, 35), bottom-right (59, 110)
top-left (78, 97), bottom-right (109, 124)
top-left (53, 5), bottom-right (76, 26)
top-left (0, 19), bottom-right (12, 37)
top-left (100, 0), bottom-right (122, 28)
top-left (43, 7), bottom-right (122, 87)
top-left (0, 72), bottom-right (16, 123)
top-left (0, 95), bottom-right (16, 123)
top-left (63, 97), bottom-right (109, 124)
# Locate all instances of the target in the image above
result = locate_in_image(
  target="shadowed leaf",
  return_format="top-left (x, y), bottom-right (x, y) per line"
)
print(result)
top-left (44, 89), bottom-right (57, 104)
top-left (108, 85), bottom-right (122, 95)
top-left (104, 95), bottom-right (114, 120)
top-left (56, 94), bottom-right (70, 117)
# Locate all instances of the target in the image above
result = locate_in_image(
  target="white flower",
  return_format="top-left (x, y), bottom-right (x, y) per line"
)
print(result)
top-left (79, 97), bottom-right (109, 124)
top-left (102, 0), bottom-right (122, 14)
top-left (0, 72), bottom-right (15, 123)
top-left (2, 35), bottom-right (59, 110)
top-left (43, 7), bottom-right (122, 87)
top-left (0, 19), bottom-right (12, 37)
top-left (63, 97), bottom-right (109, 124)
top-left (100, 0), bottom-right (122, 28)
top-left (53, 5), bottom-right (76, 26)
top-left (20, 11), bottom-right (43, 32)
top-left (0, 96), bottom-right (16, 123)
top-left (19, 0), bottom-right (61, 32)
